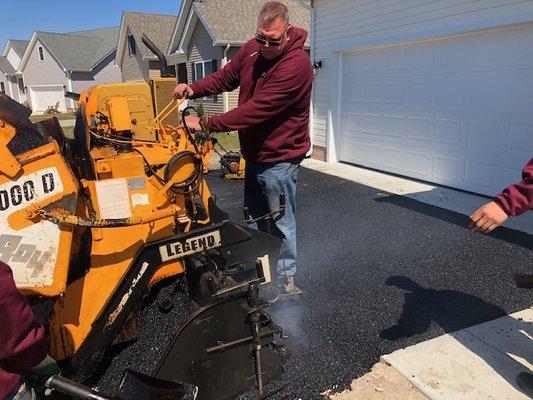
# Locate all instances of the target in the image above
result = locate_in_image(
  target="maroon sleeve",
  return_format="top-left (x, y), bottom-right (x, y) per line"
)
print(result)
top-left (189, 50), bottom-right (241, 98)
top-left (0, 262), bottom-right (47, 373)
top-left (206, 55), bottom-right (311, 132)
top-left (494, 158), bottom-right (533, 217)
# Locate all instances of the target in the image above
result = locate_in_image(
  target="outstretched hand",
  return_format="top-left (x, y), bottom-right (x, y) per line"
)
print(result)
top-left (469, 201), bottom-right (509, 233)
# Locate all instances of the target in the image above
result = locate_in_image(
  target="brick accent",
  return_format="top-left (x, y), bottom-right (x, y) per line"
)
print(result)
top-left (311, 145), bottom-right (327, 161)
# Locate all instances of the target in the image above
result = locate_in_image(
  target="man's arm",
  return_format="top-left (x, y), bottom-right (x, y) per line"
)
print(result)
top-left (0, 262), bottom-right (48, 373)
top-left (470, 158), bottom-right (533, 232)
top-left (207, 58), bottom-right (311, 132)
top-left (494, 158), bottom-right (533, 217)
top-left (188, 53), bottom-right (241, 99)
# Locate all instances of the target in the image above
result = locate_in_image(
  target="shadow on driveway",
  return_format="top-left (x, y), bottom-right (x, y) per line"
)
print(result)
top-left (381, 275), bottom-right (532, 397)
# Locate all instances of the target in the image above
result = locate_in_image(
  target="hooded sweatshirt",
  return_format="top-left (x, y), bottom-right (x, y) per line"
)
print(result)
top-left (190, 27), bottom-right (313, 164)
top-left (0, 261), bottom-right (48, 399)
top-left (495, 158), bottom-right (533, 216)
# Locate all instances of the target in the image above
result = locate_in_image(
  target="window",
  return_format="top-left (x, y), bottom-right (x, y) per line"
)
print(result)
top-left (128, 35), bottom-right (136, 56)
top-left (0, 82), bottom-right (5, 94)
top-left (38, 46), bottom-right (45, 61)
top-left (192, 60), bottom-right (218, 101)
top-left (18, 78), bottom-right (25, 94)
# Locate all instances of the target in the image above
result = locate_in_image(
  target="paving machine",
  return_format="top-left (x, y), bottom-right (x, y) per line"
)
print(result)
top-left (0, 35), bottom-right (285, 400)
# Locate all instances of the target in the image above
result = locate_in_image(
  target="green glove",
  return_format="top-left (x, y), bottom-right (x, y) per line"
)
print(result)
top-left (27, 355), bottom-right (60, 377)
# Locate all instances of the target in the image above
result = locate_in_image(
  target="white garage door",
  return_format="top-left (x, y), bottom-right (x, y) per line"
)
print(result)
top-left (29, 85), bottom-right (66, 114)
top-left (339, 24), bottom-right (533, 196)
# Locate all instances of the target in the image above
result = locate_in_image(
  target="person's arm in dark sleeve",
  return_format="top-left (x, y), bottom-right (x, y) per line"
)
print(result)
top-left (189, 51), bottom-right (241, 98)
top-left (0, 262), bottom-right (48, 373)
top-left (495, 158), bottom-right (533, 217)
top-left (206, 59), bottom-right (310, 132)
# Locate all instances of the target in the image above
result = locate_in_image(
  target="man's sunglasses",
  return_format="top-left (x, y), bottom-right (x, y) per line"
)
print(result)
top-left (255, 25), bottom-right (290, 47)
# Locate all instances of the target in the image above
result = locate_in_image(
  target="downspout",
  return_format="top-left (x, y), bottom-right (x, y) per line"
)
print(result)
top-left (222, 44), bottom-right (230, 113)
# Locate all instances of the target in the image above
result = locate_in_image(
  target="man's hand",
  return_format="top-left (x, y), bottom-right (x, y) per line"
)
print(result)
top-left (182, 115), bottom-right (203, 132)
top-left (27, 354), bottom-right (60, 377)
top-left (469, 201), bottom-right (509, 233)
top-left (173, 83), bottom-right (194, 99)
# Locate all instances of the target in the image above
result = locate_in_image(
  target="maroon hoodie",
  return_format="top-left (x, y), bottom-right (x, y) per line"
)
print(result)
top-left (495, 158), bottom-right (533, 216)
top-left (190, 27), bottom-right (313, 163)
top-left (0, 262), bottom-right (47, 399)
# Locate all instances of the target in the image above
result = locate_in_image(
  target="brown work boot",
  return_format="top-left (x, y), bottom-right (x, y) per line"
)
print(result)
top-left (279, 275), bottom-right (303, 300)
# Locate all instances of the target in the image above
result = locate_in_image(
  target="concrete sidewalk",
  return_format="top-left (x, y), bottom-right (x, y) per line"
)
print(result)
top-left (301, 159), bottom-right (532, 400)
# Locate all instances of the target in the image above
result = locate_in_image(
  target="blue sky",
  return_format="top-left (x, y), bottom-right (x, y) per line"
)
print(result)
top-left (1, 0), bottom-right (181, 52)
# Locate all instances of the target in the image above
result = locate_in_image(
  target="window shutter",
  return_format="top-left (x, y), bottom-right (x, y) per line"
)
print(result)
top-left (191, 63), bottom-right (196, 82)
top-left (212, 59), bottom-right (218, 102)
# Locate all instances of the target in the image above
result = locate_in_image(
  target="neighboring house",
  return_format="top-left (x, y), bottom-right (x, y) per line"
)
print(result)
top-left (311, 0), bottom-right (533, 196)
top-left (116, 12), bottom-right (177, 82)
top-left (18, 27), bottom-right (121, 114)
top-left (167, 0), bottom-right (311, 117)
top-left (1, 40), bottom-right (29, 104)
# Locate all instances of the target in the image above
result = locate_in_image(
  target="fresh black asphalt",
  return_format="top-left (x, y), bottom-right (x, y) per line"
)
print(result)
top-left (97, 166), bottom-right (532, 399)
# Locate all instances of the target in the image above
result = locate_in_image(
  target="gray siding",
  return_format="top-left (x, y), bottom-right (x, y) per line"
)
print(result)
top-left (23, 39), bottom-right (66, 87)
top-left (187, 22), bottom-right (223, 117)
top-left (120, 29), bottom-right (148, 82)
top-left (225, 47), bottom-right (240, 111)
top-left (71, 51), bottom-right (121, 93)
top-left (93, 51), bottom-right (122, 84)
top-left (312, 0), bottom-right (533, 148)
top-left (23, 39), bottom-right (67, 111)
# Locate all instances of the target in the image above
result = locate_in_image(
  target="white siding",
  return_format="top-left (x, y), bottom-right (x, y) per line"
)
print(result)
top-left (6, 47), bottom-right (21, 70)
top-left (23, 40), bottom-right (66, 88)
top-left (313, 0), bottom-right (533, 150)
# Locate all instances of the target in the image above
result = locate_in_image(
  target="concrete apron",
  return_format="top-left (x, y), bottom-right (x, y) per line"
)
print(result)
top-left (303, 159), bottom-right (532, 400)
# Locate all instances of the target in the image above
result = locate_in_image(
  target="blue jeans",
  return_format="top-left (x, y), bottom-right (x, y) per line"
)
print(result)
top-left (244, 160), bottom-right (301, 277)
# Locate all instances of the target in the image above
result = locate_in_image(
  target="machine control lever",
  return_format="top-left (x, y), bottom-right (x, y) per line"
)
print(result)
top-left (243, 193), bottom-right (286, 225)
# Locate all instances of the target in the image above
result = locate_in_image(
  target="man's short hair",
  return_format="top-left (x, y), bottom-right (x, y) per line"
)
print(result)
top-left (258, 1), bottom-right (289, 28)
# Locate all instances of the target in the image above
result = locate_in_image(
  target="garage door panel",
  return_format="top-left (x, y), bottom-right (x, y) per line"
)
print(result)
top-left (29, 85), bottom-right (66, 114)
top-left (339, 23), bottom-right (533, 196)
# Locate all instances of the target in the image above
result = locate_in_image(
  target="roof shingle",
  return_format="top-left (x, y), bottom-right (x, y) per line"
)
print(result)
top-left (36, 26), bottom-right (119, 71)
top-left (0, 56), bottom-right (16, 75)
top-left (10, 40), bottom-right (29, 57)
top-left (193, 0), bottom-right (310, 46)
top-left (122, 12), bottom-right (177, 59)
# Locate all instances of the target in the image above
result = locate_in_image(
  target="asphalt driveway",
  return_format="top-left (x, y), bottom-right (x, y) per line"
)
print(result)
top-left (97, 166), bottom-right (532, 399)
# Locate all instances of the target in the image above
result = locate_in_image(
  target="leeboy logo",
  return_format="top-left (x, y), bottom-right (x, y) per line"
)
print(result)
top-left (159, 230), bottom-right (222, 262)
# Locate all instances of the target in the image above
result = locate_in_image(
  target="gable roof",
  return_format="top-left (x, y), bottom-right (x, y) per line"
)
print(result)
top-left (169, 0), bottom-right (311, 55)
top-left (0, 56), bottom-right (16, 75)
top-left (10, 40), bottom-right (29, 57)
top-left (116, 12), bottom-right (177, 67)
top-left (19, 27), bottom-right (119, 73)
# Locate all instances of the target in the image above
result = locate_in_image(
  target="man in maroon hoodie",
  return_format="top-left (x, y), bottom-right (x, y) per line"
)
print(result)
top-left (174, 1), bottom-right (313, 298)
top-left (470, 158), bottom-right (533, 232)
top-left (1, 261), bottom-right (58, 399)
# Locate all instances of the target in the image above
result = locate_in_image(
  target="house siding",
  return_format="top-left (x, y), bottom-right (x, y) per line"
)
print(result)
top-left (225, 47), bottom-right (240, 111)
top-left (187, 21), bottom-right (223, 117)
top-left (120, 29), bottom-right (148, 82)
top-left (6, 47), bottom-right (21, 70)
top-left (0, 70), bottom-right (11, 98)
top-left (312, 0), bottom-right (533, 149)
top-left (23, 39), bottom-right (67, 111)
top-left (70, 51), bottom-right (121, 93)
top-left (24, 39), bottom-right (66, 87)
